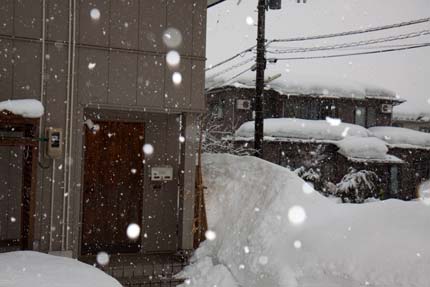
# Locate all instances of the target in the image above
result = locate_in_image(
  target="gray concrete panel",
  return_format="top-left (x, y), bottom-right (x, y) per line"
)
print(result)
top-left (0, 40), bottom-right (13, 101)
top-left (166, 0), bottom-right (193, 55)
top-left (77, 48), bottom-right (109, 104)
top-left (110, 0), bottom-right (139, 49)
top-left (165, 59), bottom-right (192, 109)
top-left (108, 51), bottom-right (137, 106)
top-left (191, 60), bottom-right (205, 110)
top-left (14, 0), bottom-right (43, 38)
top-left (139, 0), bottom-right (167, 53)
top-left (78, 0), bottom-right (110, 46)
top-left (0, 0), bottom-right (13, 35)
top-left (192, 0), bottom-right (207, 58)
top-left (137, 54), bottom-right (165, 108)
top-left (13, 42), bottom-right (41, 100)
top-left (47, 0), bottom-right (70, 42)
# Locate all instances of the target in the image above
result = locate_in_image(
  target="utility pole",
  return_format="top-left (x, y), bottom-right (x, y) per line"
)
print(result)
top-left (254, 0), bottom-right (281, 157)
top-left (254, 0), bottom-right (267, 157)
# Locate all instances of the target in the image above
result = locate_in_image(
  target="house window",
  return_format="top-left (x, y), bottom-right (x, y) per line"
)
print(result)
top-left (212, 100), bottom-right (224, 119)
top-left (367, 107), bottom-right (377, 127)
top-left (354, 107), bottom-right (366, 127)
top-left (390, 166), bottom-right (399, 195)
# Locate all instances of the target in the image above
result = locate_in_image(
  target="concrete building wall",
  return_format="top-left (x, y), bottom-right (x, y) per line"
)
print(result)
top-left (0, 0), bottom-right (207, 257)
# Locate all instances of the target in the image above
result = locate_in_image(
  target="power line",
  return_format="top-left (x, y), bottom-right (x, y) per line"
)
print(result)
top-left (205, 17), bottom-right (430, 72)
top-left (267, 29), bottom-right (430, 54)
top-left (206, 65), bottom-right (254, 91)
top-left (206, 57), bottom-right (255, 79)
top-left (268, 42), bottom-right (430, 61)
top-left (205, 45), bottom-right (256, 72)
top-left (271, 17), bottom-right (430, 43)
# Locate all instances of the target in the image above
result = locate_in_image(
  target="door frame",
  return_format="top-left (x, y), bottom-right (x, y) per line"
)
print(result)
top-left (80, 118), bottom-right (145, 255)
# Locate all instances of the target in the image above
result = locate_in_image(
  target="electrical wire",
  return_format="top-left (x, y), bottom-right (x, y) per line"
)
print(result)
top-left (205, 17), bottom-right (430, 72)
top-left (267, 30), bottom-right (430, 54)
top-left (268, 42), bottom-right (430, 61)
top-left (207, 57), bottom-right (256, 79)
top-left (271, 17), bottom-right (430, 43)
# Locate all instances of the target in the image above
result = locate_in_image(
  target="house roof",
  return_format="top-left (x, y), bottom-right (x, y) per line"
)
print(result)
top-left (393, 112), bottom-right (430, 122)
top-left (208, 0), bottom-right (226, 8)
top-left (207, 73), bottom-right (405, 103)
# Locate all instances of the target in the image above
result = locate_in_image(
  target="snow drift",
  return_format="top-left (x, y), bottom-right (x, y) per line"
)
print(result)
top-left (370, 126), bottom-right (430, 148)
top-left (235, 118), bottom-right (371, 141)
top-left (0, 251), bottom-right (121, 287)
top-left (178, 154), bottom-right (430, 287)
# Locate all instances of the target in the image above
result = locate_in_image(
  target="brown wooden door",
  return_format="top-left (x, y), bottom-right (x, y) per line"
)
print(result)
top-left (82, 121), bottom-right (144, 254)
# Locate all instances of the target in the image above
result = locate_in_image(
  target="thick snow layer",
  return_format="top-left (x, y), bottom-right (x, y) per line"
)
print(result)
top-left (0, 251), bottom-right (121, 287)
top-left (207, 73), bottom-right (399, 101)
top-left (393, 112), bottom-right (430, 122)
top-left (336, 136), bottom-right (389, 159)
top-left (235, 118), bottom-right (371, 141)
top-left (0, 99), bottom-right (44, 118)
top-left (370, 126), bottom-right (430, 148)
top-left (181, 154), bottom-right (430, 287)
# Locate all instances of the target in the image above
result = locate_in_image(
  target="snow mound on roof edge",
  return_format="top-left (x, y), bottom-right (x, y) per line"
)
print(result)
top-left (180, 153), bottom-right (430, 287)
top-left (370, 126), bottom-right (430, 147)
top-left (0, 99), bottom-right (44, 118)
top-left (0, 251), bottom-right (121, 287)
top-left (336, 136), bottom-right (389, 159)
top-left (207, 73), bottom-right (398, 100)
top-left (235, 118), bottom-right (371, 141)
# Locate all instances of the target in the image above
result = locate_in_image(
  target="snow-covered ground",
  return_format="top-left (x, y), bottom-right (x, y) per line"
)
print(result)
top-left (0, 251), bottom-right (121, 287)
top-left (178, 154), bottom-right (430, 287)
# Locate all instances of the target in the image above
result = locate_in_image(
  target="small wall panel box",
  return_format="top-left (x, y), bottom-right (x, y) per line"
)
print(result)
top-left (151, 166), bottom-right (173, 181)
top-left (46, 127), bottom-right (63, 159)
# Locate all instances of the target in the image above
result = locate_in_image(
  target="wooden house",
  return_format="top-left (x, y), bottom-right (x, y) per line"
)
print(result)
top-left (392, 112), bottom-right (430, 133)
top-left (206, 76), bottom-right (404, 137)
top-left (0, 0), bottom-right (219, 285)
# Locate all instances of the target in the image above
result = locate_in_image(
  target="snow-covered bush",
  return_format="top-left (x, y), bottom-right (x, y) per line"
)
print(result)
top-left (336, 168), bottom-right (381, 203)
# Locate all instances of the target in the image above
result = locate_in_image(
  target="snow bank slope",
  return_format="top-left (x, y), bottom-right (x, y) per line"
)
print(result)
top-left (0, 251), bottom-right (121, 287)
top-left (179, 154), bottom-right (430, 287)
top-left (370, 126), bottom-right (430, 148)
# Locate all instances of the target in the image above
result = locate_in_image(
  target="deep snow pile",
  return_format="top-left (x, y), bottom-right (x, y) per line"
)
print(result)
top-left (370, 126), bottom-right (430, 148)
top-left (235, 118), bottom-right (371, 141)
top-left (0, 251), bottom-right (121, 287)
top-left (0, 99), bottom-right (44, 118)
top-left (335, 136), bottom-right (389, 159)
top-left (178, 154), bottom-right (430, 287)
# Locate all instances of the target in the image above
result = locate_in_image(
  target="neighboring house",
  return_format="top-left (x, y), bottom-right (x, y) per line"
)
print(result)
top-left (232, 119), bottom-right (430, 201)
top-left (206, 75), bottom-right (404, 137)
top-left (0, 0), bottom-right (218, 285)
top-left (392, 112), bottom-right (430, 133)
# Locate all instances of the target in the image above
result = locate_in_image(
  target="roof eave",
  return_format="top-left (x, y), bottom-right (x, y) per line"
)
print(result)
top-left (208, 0), bottom-right (226, 8)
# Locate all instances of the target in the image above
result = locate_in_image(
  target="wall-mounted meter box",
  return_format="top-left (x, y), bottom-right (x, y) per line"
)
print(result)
top-left (46, 127), bottom-right (63, 159)
top-left (151, 166), bottom-right (173, 181)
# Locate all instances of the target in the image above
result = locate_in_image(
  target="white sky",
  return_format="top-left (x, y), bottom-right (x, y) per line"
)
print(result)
top-left (206, 0), bottom-right (430, 113)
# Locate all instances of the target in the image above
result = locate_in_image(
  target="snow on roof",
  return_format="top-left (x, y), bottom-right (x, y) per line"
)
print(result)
top-left (207, 73), bottom-right (402, 102)
top-left (336, 136), bottom-right (403, 163)
top-left (369, 126), bottom-right (430, 148)
top-left (185, 153), bottom-right (430, 287)
top-left (0, 251), bottom-right (121, 287)
top-left (393, 112), bottom-right (430, 122)
top-left (235, 118), bottom-right (372, 141)
top-left (0, 99), bottom-right (44, 118)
